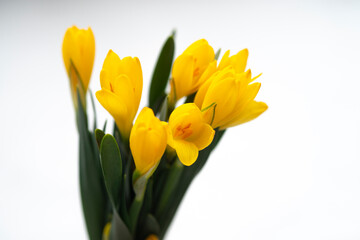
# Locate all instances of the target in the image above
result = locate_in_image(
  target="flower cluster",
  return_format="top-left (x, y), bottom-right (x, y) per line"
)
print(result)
top-left (63, 26), bottom-right (267, 240)
top-left (92, 40), bottom-right (267, 173)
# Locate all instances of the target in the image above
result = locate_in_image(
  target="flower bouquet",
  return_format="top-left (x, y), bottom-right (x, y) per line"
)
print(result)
top-left (62, 26), bottom-right (267, 240)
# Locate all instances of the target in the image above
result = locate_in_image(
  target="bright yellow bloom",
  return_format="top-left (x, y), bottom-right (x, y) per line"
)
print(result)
top-left (130, 107), bottom-right (167, 175)
top-left (166, 103), bottom-right (215, 166)
top-left (194, 66), bottom-right (267, 130)
top-left (169, 39), bottom-right (215, 104)
top-left (96, 50), bottom-right (143, 139)
top-left (62, 26), bottom-right (95, 108)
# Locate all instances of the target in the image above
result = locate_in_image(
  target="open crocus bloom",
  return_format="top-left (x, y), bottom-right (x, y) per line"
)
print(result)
top-left (166, 103), bottom-right (215, 166)
top-left (195, 66), bottom-right (267, 130)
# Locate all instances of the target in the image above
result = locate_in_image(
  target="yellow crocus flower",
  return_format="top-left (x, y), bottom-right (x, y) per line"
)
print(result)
top-left (195, 66), bottom-right (267, 130)
top-left (130, 107), bottom-right (167, 175)
top-left (62, 26), bottom-right (95, 108)
top-left (166, 103), bottom-right (215, 166)
top-left (169, 39), bottom-right (215, 105)
top-left (96, 50), bottom-right (143, 140)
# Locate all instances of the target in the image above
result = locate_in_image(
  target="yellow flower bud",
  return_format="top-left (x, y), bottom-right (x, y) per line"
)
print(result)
top-left (195, 66), bottom-right (267, 130)
top-left (96, 50), bottom-right (143, 140)
top-left (166, 103), bottom-right (215, 166)
top-left (62, 26), bottom-right (95, 108)
top-left (169, 39), bottom-right (215, 104)
top-left (130, 107), bottom-right (167, 175)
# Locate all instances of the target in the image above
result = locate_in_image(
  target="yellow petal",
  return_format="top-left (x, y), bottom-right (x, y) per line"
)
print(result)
top-left (201, 102), bottom-right (217, 126)
top-left (173, 140), bottom-right (199, 166)
top-left (168, 103), bottom-right (202, 131)
top-left (171, 54), bottom-right (195, 100)
top-left (194, 77), bottom-right (212, 109)
top-left (220, 101), bottom-right (268, 129)
top-left (217, 50), bottom-right (231, 70)
top-left (165, 123), bottom-right (176, 150)
top-left (99, 69), bottom-right (111, 90)
top-left (102, 50), bottom-right (122, 80)
top-left (224, 81), bottom-right (261, 124)
top-left (187, 40), bottom-right (215, 82)
top-left (250, 73), bottom-right (262, 83)
top-left (184, 39), bottom-right (209, 54)
top-left (192, 60), bottom-right (217, 93)
top-left (230, 48), bottom-right (248, 73)
top-left (202, 77), bottom-right (239, 128)
top-left (118, 57), bottom-right (143, 103)
top-left (62, 26), bottom-right (95, 92)
top-left (130, 107), bottom-right (167, 175)
top-left (62, 26), bottom-right (78, 74)
top-left (132, 107), bottom-right (155, 127)
top-left (96, 89), bottom-right (131, 136)
top-left (189, 123), bottom-right (215, 150)
top-left (193, 64), bottom-right (224, 109)
top-left (112, 74), bottom-right (137, 116)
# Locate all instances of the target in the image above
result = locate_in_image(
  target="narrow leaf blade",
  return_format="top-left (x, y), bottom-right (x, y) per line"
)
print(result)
top-left (100, 134), bottom-right (123, 210)
top-left (149, 34), bottom-right (175, 113)
top-left (77, 91), bottom-right (107, 240)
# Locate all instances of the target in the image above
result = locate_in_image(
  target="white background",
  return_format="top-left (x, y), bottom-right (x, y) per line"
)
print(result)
top-left (1, 0), bottom-right (360, 239)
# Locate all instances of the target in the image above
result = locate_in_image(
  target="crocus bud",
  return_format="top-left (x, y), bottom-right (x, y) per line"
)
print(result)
top-left (130, 107), bottom-right (167, 176)
top-left (169, 39), bottom-right (215, 105)
top-left (62, 25), bottom-right (95, 108)
top-left (166, 103), bottom-right (215, 166)
top-left (96, 50), bottom-right (143, 140)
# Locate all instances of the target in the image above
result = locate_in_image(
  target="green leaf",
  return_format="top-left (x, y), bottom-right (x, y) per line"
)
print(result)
top-left (89, 89), bottom-right (97, 131)
top-left (110, 209), bottom-right (132, 240)
top-left (215, 48), bottom-right (221, 61)
top-left (136, 214), bottom-right (161, 240)
top-left (95, 129), bottom-right (105, 148)
top-left (103, 120), bottom-right (108, 132)
top-left (100, 134), bottom-right (122, 210)
top-left (149, 33), bottom-right (175, 114)
top-left (77, 91), bottom-right (108, 240)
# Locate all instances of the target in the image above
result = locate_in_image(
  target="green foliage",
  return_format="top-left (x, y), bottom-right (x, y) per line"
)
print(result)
top-left (149, 32), bottom-right (175, 114)
top-left (77, 91), bottom-right (108, 240)
top-left (100, 134), bottom-right (123, 210)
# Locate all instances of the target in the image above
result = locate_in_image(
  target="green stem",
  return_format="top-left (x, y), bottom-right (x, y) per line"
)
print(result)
top-left (129, 195), bottom-right (145, 234)
top-left (129, 174), bottom-right (148, 234)
top-left (155, 159), bottom-right (183, 217)
top-left (166, 97), bottom-right (175, 121)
